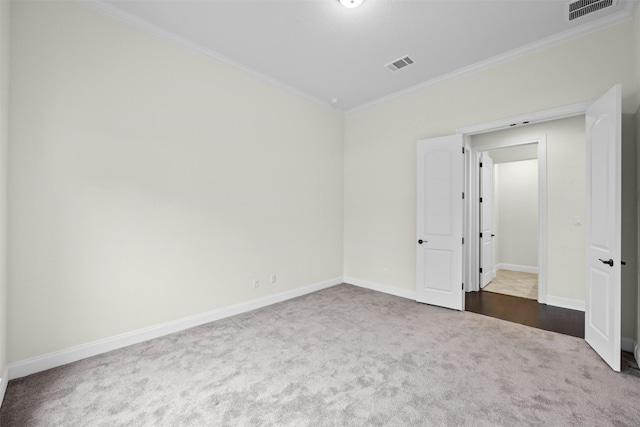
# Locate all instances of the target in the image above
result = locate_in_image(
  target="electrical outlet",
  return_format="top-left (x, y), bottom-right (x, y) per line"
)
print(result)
top-left (252, 279), bottom-right (259, 289)
top-left (270, 274), bottom-right (277, 284)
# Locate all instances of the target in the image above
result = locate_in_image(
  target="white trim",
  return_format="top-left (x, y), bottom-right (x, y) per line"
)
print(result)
top-left (0, 367), bottom-right (8, 408)
top-left (7, 277), bottom-right (342, 380)
top-left (621, 336), bottom-right (635, 353)
top-left (78, 1), bottom-right (331, 111)
top-left (463, 139), bottom-right (473, 294)
top-left (635, 344), bottom-right (640, 366)
top-left (457, 102), bottom-right (591, 136)
top-left (346, 9), bottom-right (634, 115)
top-left (545, 295), bottom-right (585, 312)
top-left (343, 276), bottom-right (416, 301)
top-left (495, 263), bottom-right (539, 274)
top-left (537, 140), bottom-right (548, 304)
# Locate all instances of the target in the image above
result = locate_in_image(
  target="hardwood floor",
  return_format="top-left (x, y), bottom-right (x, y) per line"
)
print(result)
top-left (465, 290), bottom-right (585, 338)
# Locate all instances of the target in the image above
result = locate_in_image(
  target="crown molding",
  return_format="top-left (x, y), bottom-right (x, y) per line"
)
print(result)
top-left (77, 0), bottom-right (635, 116)
top-left (346, 6), bottom-right (636, 115)
top-left (77, 0), bottom-right (334, 112)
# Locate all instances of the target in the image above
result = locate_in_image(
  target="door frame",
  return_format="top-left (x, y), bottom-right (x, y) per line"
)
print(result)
top-left (458, 100), bottom-right (591, 300)
top-left (468, 137), bottom-right (547, 303)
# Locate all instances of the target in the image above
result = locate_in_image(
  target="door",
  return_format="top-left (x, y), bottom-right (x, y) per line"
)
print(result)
top-left (480, 154), bottom-right (495, 288)
top-left (585, 85), bottom-right (621, 372)
top-left (416, 134), bottom-right (464, 310)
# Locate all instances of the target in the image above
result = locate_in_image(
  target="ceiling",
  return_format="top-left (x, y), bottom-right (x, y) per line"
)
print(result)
top-left (93, 0), bottom-right (638, 112)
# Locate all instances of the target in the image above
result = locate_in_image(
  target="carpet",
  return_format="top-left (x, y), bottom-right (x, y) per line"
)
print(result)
top-left (483, 270), bottom-right (538, 300)
top-left (2, 284), bottom-right (639, 426)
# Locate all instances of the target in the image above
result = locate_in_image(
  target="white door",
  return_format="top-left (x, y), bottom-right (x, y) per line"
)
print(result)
top-left (480, 154), bottom-right (495, 288)
top-left (585, 85), bottom-right (621, 372)
top-left (416, 134), bottom-right (464, 310)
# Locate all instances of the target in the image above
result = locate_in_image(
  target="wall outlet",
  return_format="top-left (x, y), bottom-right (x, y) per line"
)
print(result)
top-left (252, 279), bottom-right (259, 289)
top-left (270, 274), bottom-right (277, 284)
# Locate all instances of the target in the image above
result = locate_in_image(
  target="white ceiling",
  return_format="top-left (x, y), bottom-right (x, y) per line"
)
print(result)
top-left (93, 0), bottom-right (638, 112)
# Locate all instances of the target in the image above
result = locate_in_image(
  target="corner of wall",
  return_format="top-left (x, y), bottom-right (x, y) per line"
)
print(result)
top-left (636, 105), bottom-right (640, 354)
top-left (0, 0), bottom-right (10, 408)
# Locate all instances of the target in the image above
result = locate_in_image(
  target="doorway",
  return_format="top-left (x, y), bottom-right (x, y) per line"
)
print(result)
top-left (467, 137), bottom-right (548, 304)
top-left (480, 145), bottom-right (540, 300)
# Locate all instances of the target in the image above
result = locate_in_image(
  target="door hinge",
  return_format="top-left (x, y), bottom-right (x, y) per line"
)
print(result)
top-left (462, 237), bottom-right (465, 245)
top-left (480, 232), bottom-right (483, 238)
top-left (479, 197), bottom-right (483, 203)
top-left (462, 283), bottom-right (464, 290)
top-left (462, 147), bottom-right (465, 154)
top-left (480, 162), bottom-right (483, 167)
top-left (462, 192), bottom-right (465, 199)
top-left (479, 268), bottom-right (483, 273)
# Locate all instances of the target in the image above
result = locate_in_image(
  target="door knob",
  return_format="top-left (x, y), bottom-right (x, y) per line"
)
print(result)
top-left (418, 239), bottom-right (427, 244)
top-left (598, 258), bottom-right (614, 267)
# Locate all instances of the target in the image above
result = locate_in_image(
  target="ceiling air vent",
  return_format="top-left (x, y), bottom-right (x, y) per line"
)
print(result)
top-left (385, 56), bottom-right (414, 72)
top-left (567, 0), bottom-right (616, 21)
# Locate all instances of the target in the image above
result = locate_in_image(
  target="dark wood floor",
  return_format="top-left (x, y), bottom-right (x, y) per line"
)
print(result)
top-left (466, 290), bottom-right (585, 338)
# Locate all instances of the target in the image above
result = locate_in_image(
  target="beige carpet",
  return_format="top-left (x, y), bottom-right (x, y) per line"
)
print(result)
top-left (2, 284), bottom-right (640, 426)
top-left (483, 269), bottom-right (538, 300)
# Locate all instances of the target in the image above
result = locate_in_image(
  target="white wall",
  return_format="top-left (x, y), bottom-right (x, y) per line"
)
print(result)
top-left (0, 0), bottom-right (10, 379)
top-left (344, 16), bottom-right (636, 298)
top-left (8, 1), bottom-right (344, 363)
top-left (494, 160), bottom-right (538, 269)
top-left (472, 117), bottom-right (585, 301)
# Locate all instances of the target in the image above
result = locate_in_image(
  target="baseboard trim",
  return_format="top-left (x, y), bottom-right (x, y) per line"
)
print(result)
top-left (8, 277), bottom-right (343, 381)
top-left (545, 295), bottom-right (585, 312)
top-left (0, 366), bottom-right (8, 408)
top-left (495, 263), bottom-right (539, 274)
top-left (343, 276), bottom-right (416, 301)
top-left (621, 336), bottom-right (636, 353)
top-left (635, 344), bottom-right (640, 366)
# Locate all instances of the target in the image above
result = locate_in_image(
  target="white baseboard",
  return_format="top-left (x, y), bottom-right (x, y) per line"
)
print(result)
top-left (621, 336), bottom-right (636, 353)
top-left (8, 277), bottom-right (343, 381)
top-left (495, 263), bottom-right (539, 274)
top-left (545, 295), bottom-right (585, 312)
top-left (635, 344), bottom-right (640, 366)
top-left (0, 366), bottom-right (8, 408)
top-left (343, 276), bottom-right (416, 300)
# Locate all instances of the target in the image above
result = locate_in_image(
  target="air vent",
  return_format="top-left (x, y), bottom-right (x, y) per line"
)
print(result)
top-left (567, 0), bottom-right (616, 21)
top-left (385, 56), bottom-right (414, 72)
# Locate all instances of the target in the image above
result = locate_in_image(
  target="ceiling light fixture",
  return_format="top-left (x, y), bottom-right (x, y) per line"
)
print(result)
top-left (339, 0), bottom-right (363, 8)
